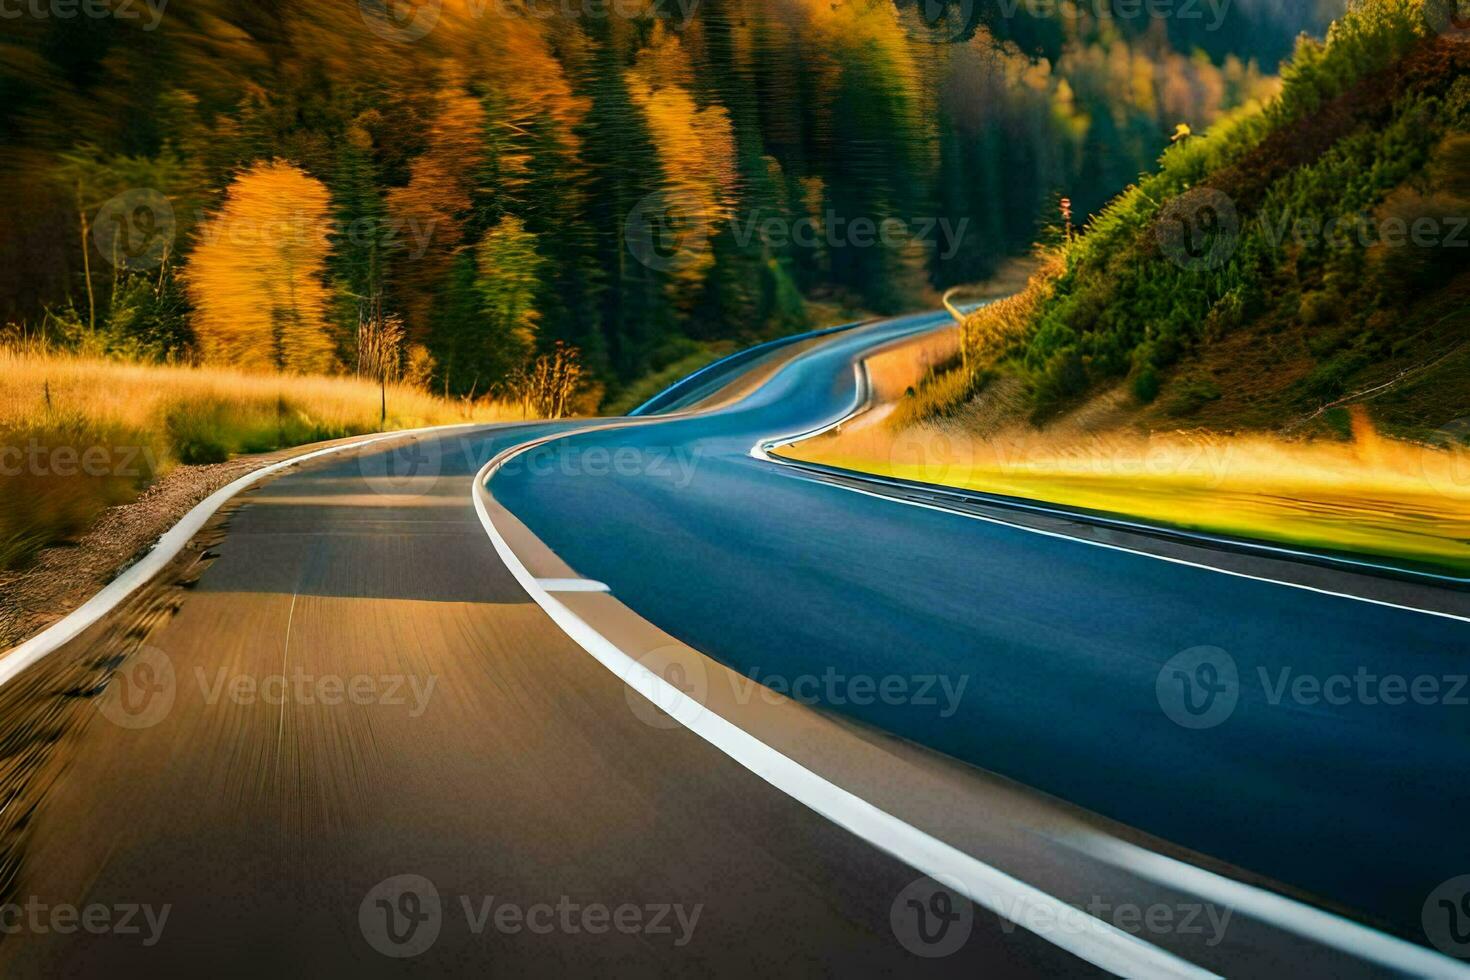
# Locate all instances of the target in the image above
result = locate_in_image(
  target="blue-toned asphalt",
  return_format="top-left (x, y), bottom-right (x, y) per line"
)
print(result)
top-left (489, 312), bottom-right (1470, 941)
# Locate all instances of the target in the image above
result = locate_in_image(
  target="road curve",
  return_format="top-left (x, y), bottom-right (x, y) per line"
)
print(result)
top-left (0, 353), bottom-right (1092, 976)
top-left (2, 310), bottom-right (1466, 976)
top-left (486, 312), bottom-right (1470, 951)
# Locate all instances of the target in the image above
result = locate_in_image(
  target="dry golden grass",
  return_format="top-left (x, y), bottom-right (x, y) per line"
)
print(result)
top-left (782, 408), bottom-right (1470, 574)
top-left (886, 253), bottom-right (1065, 431)
top-left (955, 251), bottom-right (1064, 370)
top-left (0, 348), bottom-right (518, 433)
top-left (0, 348), bottom-right (525, 568)
top-left (863, 328), bottom-right (962, 403)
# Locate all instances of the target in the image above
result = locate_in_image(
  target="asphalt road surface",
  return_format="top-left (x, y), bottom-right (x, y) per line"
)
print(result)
top-left (1, 311), bottom-right (1466, 976)
top-left (0, 355), bottom-right (1094, 976)
top-left (489, 312), bottom-right (1470, 946)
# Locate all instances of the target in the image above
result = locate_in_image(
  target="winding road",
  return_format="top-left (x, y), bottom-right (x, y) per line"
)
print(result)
top-left (0, 312), bottom-right (1466, 977)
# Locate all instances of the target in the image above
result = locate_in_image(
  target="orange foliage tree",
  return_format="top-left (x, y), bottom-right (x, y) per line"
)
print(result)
top-left (185, 161), bottom-right (336, 373)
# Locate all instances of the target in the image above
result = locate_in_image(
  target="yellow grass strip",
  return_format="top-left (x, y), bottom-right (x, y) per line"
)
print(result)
top-left (782, 419), bottom-right (1470, 574)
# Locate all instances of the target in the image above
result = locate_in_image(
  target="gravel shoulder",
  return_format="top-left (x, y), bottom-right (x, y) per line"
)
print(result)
top-left (0, 438), bottom-right (375, 650)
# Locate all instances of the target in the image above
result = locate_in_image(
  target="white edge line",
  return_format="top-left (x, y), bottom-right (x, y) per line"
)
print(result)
top-left (736, 338), bottom-right (1470, 969)
top-left (773, 466), bottom-right (1470, 625)
top-left (753, 372), bottom-right (1470, 625)
top-left (0, 421), bottom-right (493, 689)
top-left (472, 447), bottom-right (1217, 980)
top-left (1064, 834), bottom-right (1470, 979)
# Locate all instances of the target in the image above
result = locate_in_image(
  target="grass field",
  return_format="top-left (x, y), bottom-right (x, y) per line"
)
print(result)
top-left (781, 410), bottom-right (1470, 575)
top-left (0, 348), bottom-right (523, 570)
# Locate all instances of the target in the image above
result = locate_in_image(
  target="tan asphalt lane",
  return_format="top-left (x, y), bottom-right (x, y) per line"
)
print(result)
top-left (0, 427), bottom-right (1095, 977)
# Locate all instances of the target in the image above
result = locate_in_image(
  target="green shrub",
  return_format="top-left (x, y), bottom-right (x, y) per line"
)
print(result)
top-left (888, 366), bottom-right (991, 429)
top-left (164, 396), bottom-right (368, 463)
top-left (1303, 350), bottom-right (1372, 401)
top-left (1165, 377), bottom-right (1222, 416)
top-left (1133, 366), bottom-right (1161, 404)
top-left (165, 401), bottom-right (234, 464)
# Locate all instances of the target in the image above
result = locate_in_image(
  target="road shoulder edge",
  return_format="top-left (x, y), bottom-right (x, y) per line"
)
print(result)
top-left (0, 422), bottom-right (493, 686)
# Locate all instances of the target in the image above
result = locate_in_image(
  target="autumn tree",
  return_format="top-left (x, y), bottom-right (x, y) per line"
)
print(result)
top-left (186, 160), bottom-right (336, 373)
top-left (474, 215), bottom-right (543, 384)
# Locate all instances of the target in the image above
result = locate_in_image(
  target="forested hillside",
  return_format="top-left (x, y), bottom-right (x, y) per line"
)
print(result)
top-left (1, 0), bottom-right (1334, 405)
top-left (908, 0), bottom-right (1468, 441)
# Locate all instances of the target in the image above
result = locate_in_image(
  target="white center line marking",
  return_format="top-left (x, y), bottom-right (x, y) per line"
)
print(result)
top-left (536, 578), bottom-right (611, 593)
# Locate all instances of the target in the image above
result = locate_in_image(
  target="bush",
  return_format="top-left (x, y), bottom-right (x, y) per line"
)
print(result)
top-left (887, 367), bottom-right (991, 429)
top-left (165, 396), bottom-right (367, 464)
top-left (165, 401), bottom-right (234, 464)
top-left (1133, 366), bottom-right (1161, 404)
top-left (1165, 377), bottom-right (1222, 416)
top-left (1303, 350), bottom-right (1372, 401)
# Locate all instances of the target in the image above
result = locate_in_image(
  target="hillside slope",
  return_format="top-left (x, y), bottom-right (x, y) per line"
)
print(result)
top-left (782, 0), bottom-right (1470, 573)
top-left (911, 0), bottom-right (1469, 443)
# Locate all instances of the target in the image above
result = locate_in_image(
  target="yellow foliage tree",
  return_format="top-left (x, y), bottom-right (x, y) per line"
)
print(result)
top-left (186, 161), bottom-right (336, 373)
top-left (627, 27), bottom-right (738, 303)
